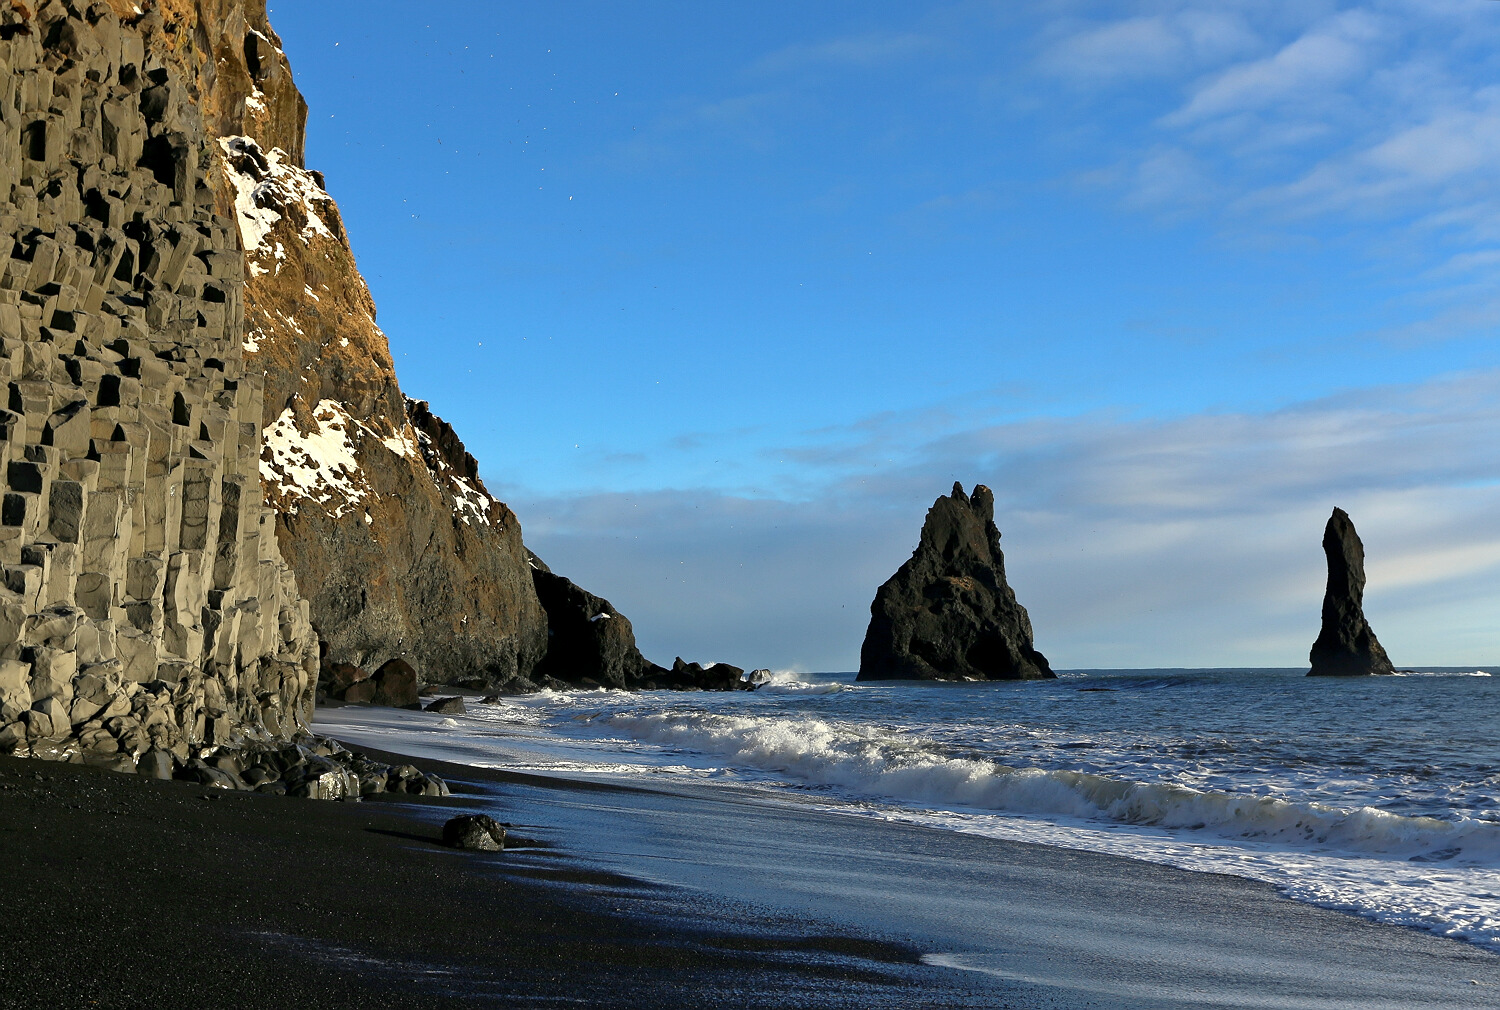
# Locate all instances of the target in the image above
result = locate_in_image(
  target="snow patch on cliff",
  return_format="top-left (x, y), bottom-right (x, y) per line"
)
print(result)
top-left (379, 427), bottom-right (420, 461)
top-left (218, 136), bottom-right (335, 260)
top-left (450, 474), bottom-right (494, 526)
top-left (261, 400), bottom-right (367, 517)
top-left (410, 425), bottom-right (497, 528)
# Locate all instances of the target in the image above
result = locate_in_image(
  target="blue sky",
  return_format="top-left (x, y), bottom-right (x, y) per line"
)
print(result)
top-left (268, 1), bottom-right (1500, 671)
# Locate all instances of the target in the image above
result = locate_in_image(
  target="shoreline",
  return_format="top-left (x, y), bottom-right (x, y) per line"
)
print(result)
top-left (321, 679), bottom-right (1500, 957)
top-left (6, 736), bottom-right (1500, 1008)
top-left (0, 749), bottom-right (1002, 1009)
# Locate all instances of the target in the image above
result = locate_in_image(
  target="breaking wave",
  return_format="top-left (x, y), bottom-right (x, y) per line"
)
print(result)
top-left (603, 709), bottom-right (1500, 865)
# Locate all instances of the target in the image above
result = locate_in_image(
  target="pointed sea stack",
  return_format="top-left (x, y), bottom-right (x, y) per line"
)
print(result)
top-left (857, 484), bottom-right (1053, 682)
top-left (1308, 508), bottom-right (1394, 677)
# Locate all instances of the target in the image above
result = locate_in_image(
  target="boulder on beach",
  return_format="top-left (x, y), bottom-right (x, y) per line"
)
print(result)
top-left (858, 483), bottom-right (1053, 682)
top-left (424, 697), bottom-right (467, 716)
top-left (1308, 508), bottom-right (1394, 677)
top-left (371, 660), bottom-right (422, 707)
top-left (443, 814), bottom-right (507, 852)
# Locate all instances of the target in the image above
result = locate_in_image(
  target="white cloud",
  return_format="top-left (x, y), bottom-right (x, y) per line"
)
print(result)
top-left (1042, 10), bottom-right (1259, 81)
top-left (1023, 2), bottom-right (1500, 337)
top-left (1164, 9), bottom-right (1382, 125)
top-left (755, 31), bottom-right (941, 75)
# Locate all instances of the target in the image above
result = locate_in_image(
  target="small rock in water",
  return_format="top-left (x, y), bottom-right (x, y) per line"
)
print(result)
top-left (424, 696), bottom-right (467, 715)
top-left (443, 814), bottom-right (506, 852)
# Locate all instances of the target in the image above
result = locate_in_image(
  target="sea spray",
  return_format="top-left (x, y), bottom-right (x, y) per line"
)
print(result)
top-left (600, 709), bottom-right (1500, 863)
top-left (327, 667), bottom-right (1500, 952)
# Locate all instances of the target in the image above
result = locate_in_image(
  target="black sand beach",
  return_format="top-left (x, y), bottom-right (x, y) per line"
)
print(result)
top-left (4, 745), bottom-right (1499, 1009)
top-left (0, 751), bottom-right (989, 1009)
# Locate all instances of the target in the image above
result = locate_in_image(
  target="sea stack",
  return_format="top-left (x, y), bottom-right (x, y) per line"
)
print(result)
top-left (857, 483), bottom-right (1053, 682)
top-left (1308, 508), bottom-right (1394, 677)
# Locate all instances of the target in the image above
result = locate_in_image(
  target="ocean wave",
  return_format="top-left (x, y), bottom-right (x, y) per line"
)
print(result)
top-left (601, 709), bottom-right (1500, 865)
top-left (754, 670), bottom-right (847, 695)
top-left (1390, 670), bottom-right (1493, 678)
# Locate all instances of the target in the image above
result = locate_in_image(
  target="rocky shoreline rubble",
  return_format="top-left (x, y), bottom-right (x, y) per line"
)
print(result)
top-left (170, 732), bottom-right (449, 799)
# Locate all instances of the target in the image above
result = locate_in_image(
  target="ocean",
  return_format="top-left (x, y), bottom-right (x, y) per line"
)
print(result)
top-left (317, 667), bottom-right (1500, 958)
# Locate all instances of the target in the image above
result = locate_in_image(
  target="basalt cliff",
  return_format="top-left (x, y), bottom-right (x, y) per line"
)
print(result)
top-left (858, 483), bottom-right (1053, 682)
top-left (0, 0), bottom-right (704, 773)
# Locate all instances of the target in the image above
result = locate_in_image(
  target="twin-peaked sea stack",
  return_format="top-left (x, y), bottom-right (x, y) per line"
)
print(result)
top-left (1308, 507), bottom-right (1394, 677)
top-left (857, 483), bottom-right (1053, 682)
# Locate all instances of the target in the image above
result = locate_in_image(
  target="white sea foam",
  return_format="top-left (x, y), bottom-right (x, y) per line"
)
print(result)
top-left (577, 705), bottom-right (1500, 950)
top-left (600, 709), bottom-right (1500, 863)
top-left (317, 673), bottom-right (1500, 953)
top-left (753, 670), bottom-right (846, 695)
top-left (1391, 669), bottom-right (1492, 677)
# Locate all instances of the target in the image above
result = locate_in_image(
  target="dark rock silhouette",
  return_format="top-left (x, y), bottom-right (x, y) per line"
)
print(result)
top-left (530, 560), bottom-right (658, 690)
top-left (1308, 508), bottom-right (1394, 677)
top-left (529, 556), bottom-right (753, 691)
top-left (370, 659), bottom-right (421, 707)
top-left (858, 483), bottom-right (1053, 682)
top-left (442, 814), bottom-right (506, 852)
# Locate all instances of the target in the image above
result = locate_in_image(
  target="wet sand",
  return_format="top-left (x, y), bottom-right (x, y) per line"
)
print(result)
top-left (3, 744), bottom-right (1499, 1008)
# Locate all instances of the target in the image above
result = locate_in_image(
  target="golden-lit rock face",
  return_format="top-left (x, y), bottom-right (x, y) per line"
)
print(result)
top-left (189, 0), bottom-right (549, 683)
top-left (2, 1), bottom-right (685, 716)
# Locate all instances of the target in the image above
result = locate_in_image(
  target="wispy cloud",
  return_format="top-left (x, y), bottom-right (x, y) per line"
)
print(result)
top-left (1163, 10), bottom-right (1382, 126)
top-left (754, 31), bottom-right (942, 75)
top-left (1030, 2), bottom-right (1500, 339)
top-left (1040, 10), bottom-right (1260, 81)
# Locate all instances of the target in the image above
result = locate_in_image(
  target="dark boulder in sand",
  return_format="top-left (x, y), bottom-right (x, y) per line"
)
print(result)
top-left (1308, 508), bottom-right (1394, 677)
top-left (424, 696), bottom-right (467, 715)
top-left (443, 814), bottom-right (507, 852)
top-left (327, 663), bottom-right (371, 693)
top-left (372, 659), bottom-right (421, 707)
top-left (858, 483), bottom-right (1053, 682)
top-left (341, 680), bottom-right (377, 705)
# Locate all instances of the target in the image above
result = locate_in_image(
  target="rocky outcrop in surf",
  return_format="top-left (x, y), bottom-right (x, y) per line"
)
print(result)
top-left (1308, 507), bottom-right (1393, 677)
top-left (528, 552), bottom-right (756, 691)
top-left (529, 553), bottom-right (657, 690)
top-left (858, 483), bottom-right (1052, 682)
